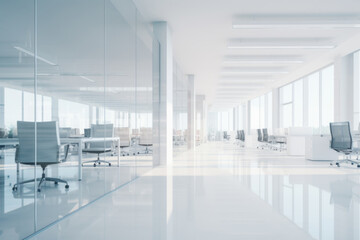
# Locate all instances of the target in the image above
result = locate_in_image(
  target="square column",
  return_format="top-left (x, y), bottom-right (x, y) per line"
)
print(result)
top-left (334, 54), bottom-right (354, 125)
top-left (153, 22), bottom-right (173, 166)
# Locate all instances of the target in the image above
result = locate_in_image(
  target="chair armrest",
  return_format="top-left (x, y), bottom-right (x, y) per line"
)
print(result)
top-left (59, 144), bottom-right (70, 160)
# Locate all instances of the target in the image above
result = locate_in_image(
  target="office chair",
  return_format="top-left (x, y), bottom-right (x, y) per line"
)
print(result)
top-left (13, 121), bottom-right (70, 192)
top-left (223, 131), bottom-right (230, 141)
top-left (139, 127), bottom-right (153, 154)
top-left (114, 127), bottom-right (131, 156)
top-left (256, 129), bottom-right (263, 149)
top-left (239, 130), bottom-right (245, 147)
top-left (82, 124), bottom-right (113, 167)
top-left (329, 122), bottom-right (360, 167)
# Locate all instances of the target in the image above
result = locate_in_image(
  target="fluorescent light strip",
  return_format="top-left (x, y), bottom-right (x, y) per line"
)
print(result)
top-left (14, 46), bottom-right (58, 66)
top-left (80, 75), bottom-right (96, 83)
top-left (222, 71), bottom-right (289, 74)
top-left (227, 45), bottom-right (335, 49)
top-left (223, 60), bottom-right (303, 64)
top-left (232, 24), bottom-right (360, 29)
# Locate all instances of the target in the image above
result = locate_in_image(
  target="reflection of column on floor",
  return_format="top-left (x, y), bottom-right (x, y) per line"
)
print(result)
top-left (152, 168), bottom-right (173, 240)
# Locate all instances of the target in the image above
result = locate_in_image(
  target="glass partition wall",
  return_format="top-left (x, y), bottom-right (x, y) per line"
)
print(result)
top-left (0, 0), bottom-right (155, 238)
top-left (173, 62), bottom-right (188, 155)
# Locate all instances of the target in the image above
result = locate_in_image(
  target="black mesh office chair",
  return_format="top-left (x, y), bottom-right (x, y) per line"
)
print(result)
top-left (329, 122), bottom-right (360, 167)
top-left (256, 129), bottom-right (263, 149)
top-left (240, 130), bottom-right (245, 147)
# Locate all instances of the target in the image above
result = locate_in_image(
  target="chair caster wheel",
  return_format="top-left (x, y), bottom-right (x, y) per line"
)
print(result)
top-left (109, 163), bottom-right (111, 166)
top-left (98, 162), bottom-right (101, 165)
top-left (351, 163), bottom-right (354, 165)
top-left (127, 154), bottom-right (130, 156)
top-left (93, 163), bottom-right (97, 167)
top-left (37, 189), bottom-right (41, 192)
top-left (65, 184), bottom-right (69, 189)
top-left (133, 153), bottom-right (136, 156)
top-left (12, 186), bottom-right (17, 191)
top-left (122, 154), bottom-right (125, 156)
top-left (54, 182), bottom-right (58, 185)
top-left (330, 163), bottom-right (333, 166)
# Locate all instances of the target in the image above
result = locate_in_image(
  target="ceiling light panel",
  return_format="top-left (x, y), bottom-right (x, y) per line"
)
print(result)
top-left (227, 38), bottom-right (336, 49)
top-left (232, 15), bottom-right (360, 29)
top-left (223, 55), bottom-right (304, 64)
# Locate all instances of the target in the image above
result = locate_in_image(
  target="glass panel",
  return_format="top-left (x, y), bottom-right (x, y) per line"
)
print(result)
top-left (259, 95), bottom-right (265, 128)
top-left (293, 80), bottom-right (303, 127)
top-left (0, 1), bottom-right (36, 238)
top-left (267, 92), bottom-right (272, 129)
top-left (281, 84), bottom-right (292, 104)
top-left (308, 73), bottom-right (320, 128)
top-left (321, 66), bottom-right (334, 132)
top-left (173, 62), bottom-right (188, 155)
top-left (251, 97), bottom-right (259, 129)
top-left (283, 103), bottom-right (293, 128)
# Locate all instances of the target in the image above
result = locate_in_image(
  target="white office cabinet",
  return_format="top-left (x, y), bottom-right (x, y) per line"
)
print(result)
top-left (305, 135), bottom-right (339, 161)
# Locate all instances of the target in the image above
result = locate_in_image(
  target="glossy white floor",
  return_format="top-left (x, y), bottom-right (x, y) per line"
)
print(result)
top-left (23, 142), bottom-right (360, 239)
top-left (0, 148), bottom-right (153, 239)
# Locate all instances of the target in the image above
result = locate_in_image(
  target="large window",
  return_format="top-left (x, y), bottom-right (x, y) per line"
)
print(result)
top-left (250, 92), bottom-right (272, 130)
top-left (354, 51), bottom-right (360, 130)
top-left (279, 65), bottom-right (334, 131)
top-left (280, 84), bottom-right (293, 128)
top-left (308, 72), bottom-right (320, 128)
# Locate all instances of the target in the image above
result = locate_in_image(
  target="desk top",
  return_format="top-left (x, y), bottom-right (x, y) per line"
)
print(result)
top-left (0, 137), bottom-right (120, 145)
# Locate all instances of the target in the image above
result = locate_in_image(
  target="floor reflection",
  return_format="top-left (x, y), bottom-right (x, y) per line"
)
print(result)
top-left (28, 142), bottom-right (360, 239)
top-left (0, 148), bottom-right (153, 239)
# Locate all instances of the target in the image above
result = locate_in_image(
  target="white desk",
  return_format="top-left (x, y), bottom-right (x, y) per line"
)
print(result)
top-left (0, 137), bottom-right (120, 181)
top-left (61, 137), bottom-right (120, 180)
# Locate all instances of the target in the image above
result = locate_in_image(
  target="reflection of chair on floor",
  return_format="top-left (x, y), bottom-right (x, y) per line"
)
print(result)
top-left (139, 128), bottom-right (152, 154)
top-left (12, 121), bottom-right (70, 192)
top-left (82, 124), bottom-right (114, 167)
top-left (115, 127), bottom-right (130, 156)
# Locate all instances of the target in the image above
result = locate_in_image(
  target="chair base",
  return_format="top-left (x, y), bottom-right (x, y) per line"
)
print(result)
top-left (330, 155), bottom-right (360, 168)
top-left (82, 153), bottom-right (111, 167)
top-left (12, 172), bottom-right (69, 192)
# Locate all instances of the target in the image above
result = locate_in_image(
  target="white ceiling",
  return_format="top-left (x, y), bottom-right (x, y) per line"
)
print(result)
top-left (132, 0), bottom-right (360, 111)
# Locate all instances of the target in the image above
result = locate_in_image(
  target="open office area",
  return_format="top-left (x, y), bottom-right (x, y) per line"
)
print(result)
top-left (2, 0), bottom-right (360, 239)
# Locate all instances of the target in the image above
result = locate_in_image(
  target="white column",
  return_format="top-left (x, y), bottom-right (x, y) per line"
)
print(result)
top-left (187, 75), bottom-right (196, 149)
top-left (334, 54), bottom-right (354, 126)
top-left (153, 22), bottom-right (173, 166)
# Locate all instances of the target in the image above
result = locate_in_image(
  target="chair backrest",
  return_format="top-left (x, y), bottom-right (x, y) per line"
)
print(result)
top-left (257, 129), bottom-right (262, 142)
top-left (84, 128), bottom-right (91, 137)
top-left (16, 121), bottom-right (61, 164)
top-left (114, 127), bottom-right (130, 147)
top-left (330, 122), bottom-right (352, 151)
top-left (90, 124), bottom-right (114, 148)
top-left (262, 128), bottom-right (268, 142)
top-left (139, 127), bottom-right (152, 145)
top-left (240, 130), bottom-right (245, 141)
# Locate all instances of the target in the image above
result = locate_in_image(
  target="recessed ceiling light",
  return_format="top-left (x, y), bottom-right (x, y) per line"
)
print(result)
top-left (232, 15), bottom-right (360, 29)
top-left (223, 60), bottom-right (303, 64)
top-left (227, 45), bottom-right (335, 49)
top-left (232, 24), bottom-right (360, 29)
top-left (80, 75), bottom-right (96, 83)
top-left (14, 46), bottom-right (58, 66)
top-left (222, 71), bottom-right (289, 74)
